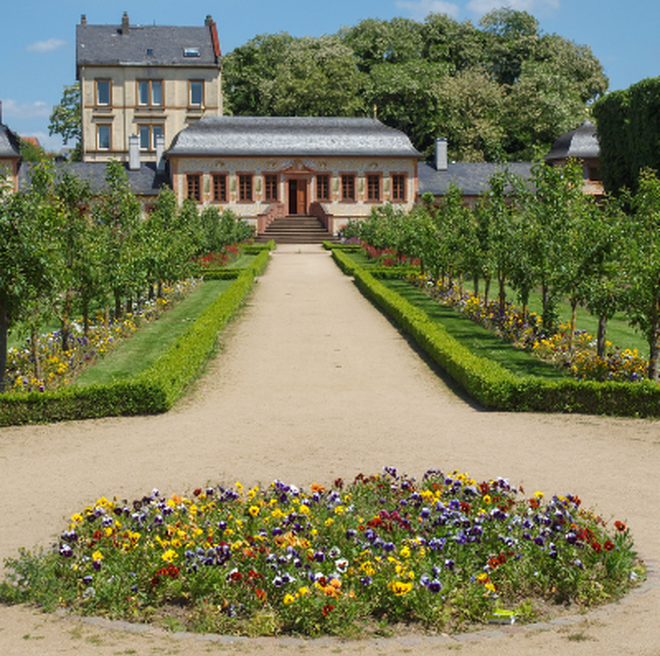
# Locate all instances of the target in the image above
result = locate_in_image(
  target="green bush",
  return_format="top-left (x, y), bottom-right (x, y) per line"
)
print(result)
top-left (0, 249), bottom-right (271, 426)
top-left (330, 247), bottom-right (660, 417)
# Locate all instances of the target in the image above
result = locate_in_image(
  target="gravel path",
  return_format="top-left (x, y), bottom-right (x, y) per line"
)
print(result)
top-left (1, 243), bottom-right (659, 655)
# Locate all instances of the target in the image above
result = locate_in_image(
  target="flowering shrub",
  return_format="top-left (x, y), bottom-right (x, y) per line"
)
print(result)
top-left (196, 245), bottom-right (241, 270)
top-left (4, 279), bottom-right (200, 394)
top-left (363, 244), bottom-right (420, 268)
top-left (408, 272), bottom-right (650, 383)
top-left (0, 467), bottom-right (641, 637)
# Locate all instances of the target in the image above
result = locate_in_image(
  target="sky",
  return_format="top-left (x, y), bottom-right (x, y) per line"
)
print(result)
top-left (1, 0), bottom-right (658, 151)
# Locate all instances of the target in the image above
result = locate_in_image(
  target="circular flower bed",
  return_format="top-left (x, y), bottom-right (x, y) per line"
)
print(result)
top-left (0, 467), bottom-right (642, 637)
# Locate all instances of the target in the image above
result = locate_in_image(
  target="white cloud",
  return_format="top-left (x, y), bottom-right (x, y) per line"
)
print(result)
top-left (26, 38), bottom-right (66, 53)
top-left (467, 0), bottom-right (560, 16)
top-left (2, 99), bottom-right (51, 119)
top-left (395, 1), bottom-right (461, 21)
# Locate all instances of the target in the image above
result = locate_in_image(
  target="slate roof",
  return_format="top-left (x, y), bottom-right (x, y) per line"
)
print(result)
top-left (18, 161), bottom-right (169, 197)
top-left (166, 116), bottom-right (422, 159)
top-left (545, 120), bottom-right (600, 162)
top-left (0, 123), bottom-right (21, 158)
top-left (418, 161), bottom-right (534, 197)
top-left (76, 20), bottom-right (220, 69)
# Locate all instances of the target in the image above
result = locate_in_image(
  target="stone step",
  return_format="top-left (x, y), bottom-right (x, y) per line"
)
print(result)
top-left (256, 216), bottom-right (337, 244)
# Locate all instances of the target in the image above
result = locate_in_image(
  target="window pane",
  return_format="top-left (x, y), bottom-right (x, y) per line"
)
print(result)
top-left (97, 80), bottom-right (110, 106)
top-left (98, 125), bottom-right (110, 149)
top-left (152, 125), bottom-right (163, 149)
top-left (138, 81), bottom-right (149, 105)
top-left (139, 126), bottom-right (150, 150)
top-left (151, 81), bottom-right (162, 106)
top-left (190, 81), bottom-right (203, 106)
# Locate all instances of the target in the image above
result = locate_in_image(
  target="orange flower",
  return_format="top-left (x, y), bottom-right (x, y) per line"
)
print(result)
top-left (255, 588), bottom-right (267, 602)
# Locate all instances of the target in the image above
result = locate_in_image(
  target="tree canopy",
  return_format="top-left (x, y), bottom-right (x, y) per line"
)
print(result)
top-left (592, 76), bottom-right (660, 194)
top-left (223, 9), bottom-right (607, 161)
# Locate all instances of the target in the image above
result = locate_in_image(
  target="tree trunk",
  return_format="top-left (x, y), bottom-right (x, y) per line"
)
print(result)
top-left (114, 290), bottom-right (122, 320)
top-left (0, 304), bottom-right (7, 393)
top-left (82, 297), bottom-right (90, 336)
top-left (498, 272), bottom-right (506, 315)
top-left (568, 297), bottom-right (578, 354)
top-left (30, 327), bottom-right (42, 381)
top-left (597, 314), bottom-right (608, 358)
top-left (473, 275), bottom-right (479, 297)
top-left (483, 277), bottom-right (490, 306)
top-left (61, 291), bottom-right (74, 352)
top-left (649, 334), bottom-right (660, 383)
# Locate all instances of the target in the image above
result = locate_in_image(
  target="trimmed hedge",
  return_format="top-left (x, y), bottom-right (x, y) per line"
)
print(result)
top-left (0, 249), bottom-right (272, 426)
top-left (331, 248), bottom-right (660, 417)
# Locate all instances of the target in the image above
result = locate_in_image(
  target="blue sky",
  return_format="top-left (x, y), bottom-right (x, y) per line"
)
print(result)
top-left (1, 0), bottom-right (658, 151)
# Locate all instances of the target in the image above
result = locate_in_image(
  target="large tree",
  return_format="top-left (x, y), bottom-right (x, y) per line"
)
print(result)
top-left (223, 11), bottom-right (608, 162)
top-left (48, 83), bottom-right (82, 160)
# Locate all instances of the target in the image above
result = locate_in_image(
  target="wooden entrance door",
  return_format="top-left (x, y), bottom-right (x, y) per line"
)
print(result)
top-left (288, 179), bottom-right (307, 215)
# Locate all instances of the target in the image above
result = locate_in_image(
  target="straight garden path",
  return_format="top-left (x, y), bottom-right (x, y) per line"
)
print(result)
top-left (0, 243), bottom-right (659, 656)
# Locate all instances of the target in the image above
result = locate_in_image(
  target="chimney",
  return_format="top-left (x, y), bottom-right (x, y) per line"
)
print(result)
top-left (155, 133), bottom-right (165, 173)
top-left (435, 137), bottom-right (447, 171)
top-left (205, 15), bottom-right (214, 27)
top-left (81, 14), bottom-right (87, 26)
top-left (122, 12), bottom-right (129, 35)
top-left (128, 134), bottom-right (140, 170)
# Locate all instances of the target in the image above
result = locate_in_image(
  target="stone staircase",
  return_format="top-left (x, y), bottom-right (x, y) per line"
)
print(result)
top-left (255, 216), bottom-right (336, 244)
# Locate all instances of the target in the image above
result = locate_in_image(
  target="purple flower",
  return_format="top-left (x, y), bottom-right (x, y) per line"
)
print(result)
top-left (427, 579), bottom-right (443, 594)
top-left (59, 544), bottom-right (73, 557)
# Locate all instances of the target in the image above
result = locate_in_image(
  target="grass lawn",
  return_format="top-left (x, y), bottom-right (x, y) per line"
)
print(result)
top-left (383, 279), bottom-right (568, 381)
top-left (74, 280), bottom-right (231, 386)
top-left (350, 250), bottom-right (647, 355)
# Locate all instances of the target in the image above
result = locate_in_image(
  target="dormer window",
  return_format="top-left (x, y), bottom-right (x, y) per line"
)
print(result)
top-left (146, 48), bottom-right (154, 56)
top-left (183, 47), bottom-right (200, 57)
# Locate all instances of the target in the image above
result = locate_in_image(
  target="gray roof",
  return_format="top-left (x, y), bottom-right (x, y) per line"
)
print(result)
top-left (166, 116), bottom-right (422, 158)
top-left (77, 18), bottom-right (220, 69)
top-left (0, 123), bottom-right (21, 159)
top-left (545, 120), bottom-right (600, 162)
top-left (18, 161), bottom-right (169, 197)
top-left (419, 161), bottom-right (534, 197)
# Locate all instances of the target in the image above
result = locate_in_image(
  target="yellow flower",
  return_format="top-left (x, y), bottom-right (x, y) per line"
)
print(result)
top-left (298, 586), bottom-right (309, 597)
top-left (389, 580), bottom-right (413, 596)
top-left (249, 505), bottom-right (260, 517)
top-left (161, 549), bottom-right (178, 563)
top-left (400, 545), bottom-right (411, 559)
top-left (283, 594), bottom-right (295, 605)
top-left (70, 513), bottom-right (83, 526)
top-left (325, 518), bottom-right (334, 527)
top-left (92, 550), bottom-right (103, 562)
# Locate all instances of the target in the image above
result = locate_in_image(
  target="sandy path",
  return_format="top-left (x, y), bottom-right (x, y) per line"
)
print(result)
top-left (1, 243), bottom-right (659, 655)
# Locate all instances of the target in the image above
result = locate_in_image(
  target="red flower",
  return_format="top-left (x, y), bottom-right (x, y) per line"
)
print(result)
top-left (604, 541), bottom-right (615, 551)
top-left (322, 604), bottom-right (335, 616)
top-left (255, 588), bottom-right (266, 602)
top-left (229, 570), bottom-right (243, 582)
top-left (193, 488), bottom-right (202, 497)
top-left (615, 521), bottom-right (627, 532)
top-left (591, 541), bottom-right (602, 554)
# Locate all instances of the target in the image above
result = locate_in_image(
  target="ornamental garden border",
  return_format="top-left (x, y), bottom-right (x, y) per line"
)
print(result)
top-left (326, 244), bottom-right (660, 418)
top-left (0, 246), bottom-right (273, 426)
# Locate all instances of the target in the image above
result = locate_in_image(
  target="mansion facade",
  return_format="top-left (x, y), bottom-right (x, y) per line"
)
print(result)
top-left (1, 14), bottom-right (602, 237)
